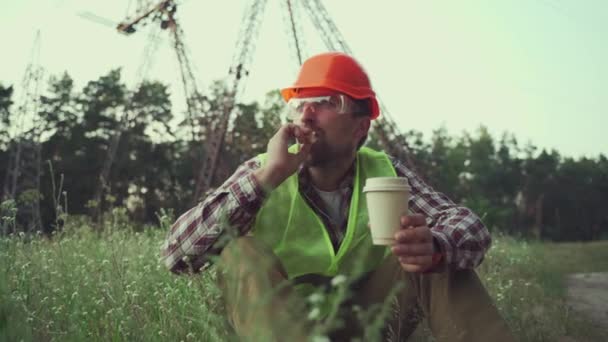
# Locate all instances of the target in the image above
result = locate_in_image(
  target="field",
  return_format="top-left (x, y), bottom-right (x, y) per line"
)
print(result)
top-left (1, 213), bottom-right (607, 341)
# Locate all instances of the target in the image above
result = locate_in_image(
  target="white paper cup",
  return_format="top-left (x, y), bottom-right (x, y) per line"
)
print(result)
top-left (363, 177), bottom-right (411, 245)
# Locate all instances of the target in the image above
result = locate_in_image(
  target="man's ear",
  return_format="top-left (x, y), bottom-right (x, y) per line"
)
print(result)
top-left (356, 117), bottom-right (371, 140)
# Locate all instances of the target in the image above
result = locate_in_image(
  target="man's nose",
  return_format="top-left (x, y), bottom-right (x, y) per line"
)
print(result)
top-left (300, 103), bottom-right (317, 121)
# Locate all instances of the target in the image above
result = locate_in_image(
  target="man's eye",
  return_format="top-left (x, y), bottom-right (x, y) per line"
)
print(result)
top-left (318, 99), bottom-right (333, 108)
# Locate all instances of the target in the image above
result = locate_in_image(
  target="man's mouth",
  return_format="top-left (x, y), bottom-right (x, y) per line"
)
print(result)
top-left (310, 130), bottom-right (319, 143)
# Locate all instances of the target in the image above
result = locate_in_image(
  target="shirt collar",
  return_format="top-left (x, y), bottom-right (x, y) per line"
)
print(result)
top-left (298, 161), bottom-right (356, 192)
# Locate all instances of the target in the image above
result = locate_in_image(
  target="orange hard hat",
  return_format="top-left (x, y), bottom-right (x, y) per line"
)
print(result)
top-left (281, 52), bottom-right (380, 119)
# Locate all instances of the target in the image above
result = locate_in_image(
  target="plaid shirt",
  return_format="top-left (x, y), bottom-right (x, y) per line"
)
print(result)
top-left (161, 155), bottom-right (491, 273)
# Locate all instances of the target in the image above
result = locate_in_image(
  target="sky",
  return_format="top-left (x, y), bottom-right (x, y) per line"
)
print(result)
top-left (1, 0), bottom-right (607, 158)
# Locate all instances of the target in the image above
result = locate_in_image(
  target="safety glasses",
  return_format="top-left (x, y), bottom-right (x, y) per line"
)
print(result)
top-left (284, 94), bottom-right (365, 121)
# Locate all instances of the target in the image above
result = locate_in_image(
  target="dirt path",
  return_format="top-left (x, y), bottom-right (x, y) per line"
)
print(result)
top-left (565, 272), bottom-right (608, 332)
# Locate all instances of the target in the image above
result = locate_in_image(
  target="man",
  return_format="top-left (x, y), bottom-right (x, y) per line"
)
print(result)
top-left (161, 52), bottom-right (514, 341)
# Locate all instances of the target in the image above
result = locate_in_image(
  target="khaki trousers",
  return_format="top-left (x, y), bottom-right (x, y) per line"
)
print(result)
top-left (217, 236), bottom-right (515, 342)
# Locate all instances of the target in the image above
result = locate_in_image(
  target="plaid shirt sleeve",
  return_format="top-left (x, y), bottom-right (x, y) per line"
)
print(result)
top-left (391, 157), bottom-right (491, 269)
top-left (160, 157), bottom-right (265, 274)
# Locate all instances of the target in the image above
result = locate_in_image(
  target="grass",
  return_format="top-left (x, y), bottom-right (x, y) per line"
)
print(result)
top-left (476, 235), bottom-right (608, 342)
top-left (1, 214), bottom-right (607, 341)
top-left (0, 215), bottom-right (232, 342)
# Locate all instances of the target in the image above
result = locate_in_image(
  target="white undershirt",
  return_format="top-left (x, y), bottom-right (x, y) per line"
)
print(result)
top-left (313, 187), bottom-right (343, 226)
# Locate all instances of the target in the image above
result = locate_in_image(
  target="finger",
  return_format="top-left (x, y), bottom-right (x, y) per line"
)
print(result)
top-left (296, 133), bottom-right (314, 146)
top-left (271, 124), bottom-right (301, 152)
top-left (400, 263), bottom-right (425, 273)
top-left (295, 140), bottom-right (311, 160)
top-left (298, 125), bottom-right (312, 136)
top-left (400, 214), bottom-right (426, 228)
top-left (398, 255), bottom-right (430, 266)
top-left (395, 226), bottom-right (432, 243)
top-left (285, 123), bottom-right (300, 139)
top-left (271, 124), bottom-right (294, 145)
top-left (391, 242), bottom-right (434, 257)
top-left (293, 125), bottom-right (312, 141)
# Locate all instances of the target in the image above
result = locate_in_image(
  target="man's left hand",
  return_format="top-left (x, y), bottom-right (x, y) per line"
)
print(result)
top-left (391, 214), bottom-right (436, 273)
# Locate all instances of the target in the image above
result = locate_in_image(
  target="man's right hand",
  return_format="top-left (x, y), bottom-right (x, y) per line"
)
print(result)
top-left (254, 124), bottom-right (313, 191)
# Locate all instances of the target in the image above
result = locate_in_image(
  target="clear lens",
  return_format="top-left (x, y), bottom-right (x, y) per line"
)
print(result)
top-left (285, 94), bottom-right (358, 120)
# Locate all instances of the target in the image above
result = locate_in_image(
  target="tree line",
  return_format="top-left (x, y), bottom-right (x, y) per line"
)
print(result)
top-left (1, 70), bottom-right (606, 241)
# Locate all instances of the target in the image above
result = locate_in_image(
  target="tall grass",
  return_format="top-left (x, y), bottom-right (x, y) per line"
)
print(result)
top-left (0, 214), bottom-right (231, 342)
top-left (1, 214), bottom-right (607, 341)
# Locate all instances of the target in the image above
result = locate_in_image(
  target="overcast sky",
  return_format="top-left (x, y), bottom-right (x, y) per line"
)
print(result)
top-left (2, 0), bottom-right (606, 158)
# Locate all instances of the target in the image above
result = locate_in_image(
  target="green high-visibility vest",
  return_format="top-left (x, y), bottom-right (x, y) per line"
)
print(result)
top-left (252, 146), bottom-right (397, 297)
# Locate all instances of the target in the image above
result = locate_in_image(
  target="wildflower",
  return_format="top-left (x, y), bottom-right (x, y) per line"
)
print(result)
top-left (308, 293), bottom-right (325, 304)
top-left (308, 307), bottom-right (321, 320)
top-left (331, 274), bottom-right (347, 287)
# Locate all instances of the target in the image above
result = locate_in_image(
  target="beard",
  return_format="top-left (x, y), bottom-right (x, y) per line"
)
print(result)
top-left (305, 136), bottom-right (353, 168)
